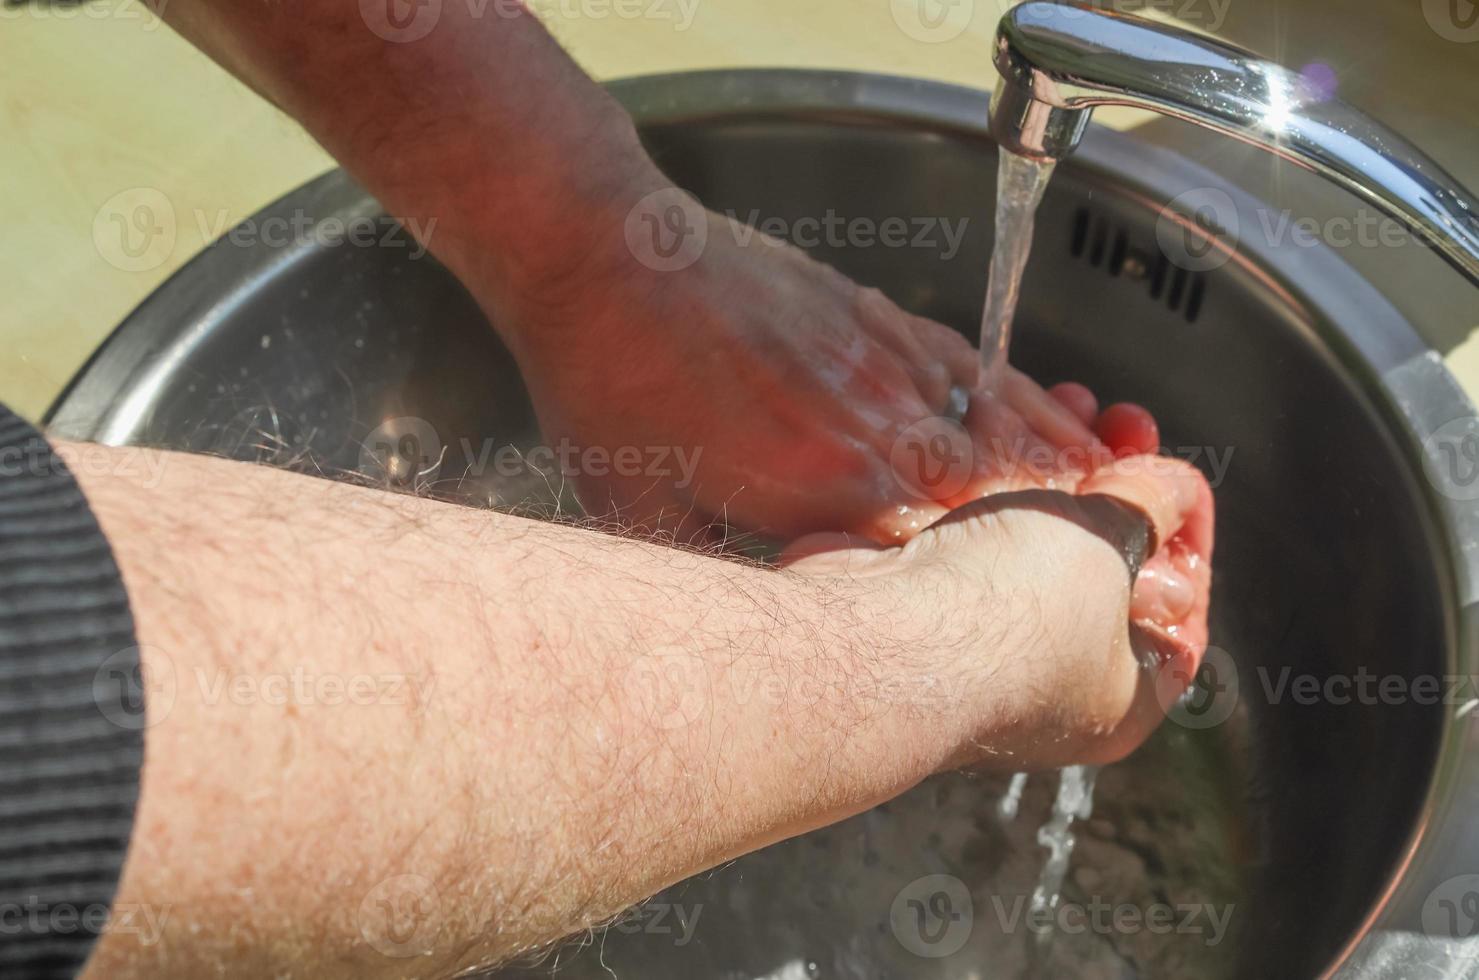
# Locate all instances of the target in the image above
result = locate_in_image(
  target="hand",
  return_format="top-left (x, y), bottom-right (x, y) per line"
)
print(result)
top-left (492, 185), bottom-right (1158, 545)
top-left (961, 378), bottom-right (1214, 671)
top-left (786, 450), bottom-right (1215, 770)
top-left (490, 176), bottom-right (1215, 763)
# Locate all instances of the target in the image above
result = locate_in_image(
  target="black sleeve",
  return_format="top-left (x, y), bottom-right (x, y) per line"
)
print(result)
top-left (0, 406), bottom-right (144, 980)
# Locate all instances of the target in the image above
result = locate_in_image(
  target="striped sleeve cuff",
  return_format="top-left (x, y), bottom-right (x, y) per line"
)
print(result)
top-left (0, 408), bottom-right (143, 980)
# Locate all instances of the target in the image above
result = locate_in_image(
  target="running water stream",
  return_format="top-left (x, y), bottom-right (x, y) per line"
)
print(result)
top-left (978, 147), bottom-right (1100, 929)
top-left (977, 151), bottom-right (1056, 387)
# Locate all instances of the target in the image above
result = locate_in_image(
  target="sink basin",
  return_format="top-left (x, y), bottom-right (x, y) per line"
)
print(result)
top-left (47, 71), bottom-right (1479, 979)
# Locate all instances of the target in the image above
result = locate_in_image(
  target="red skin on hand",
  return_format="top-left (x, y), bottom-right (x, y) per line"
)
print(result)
top-left (1047, 381), bottom-right (1098, 425)
top-left (1047, 385), bottom-right (1159, 458)
top-left (1050, 384), bottom-right (1211, 678)
top-left (1095, 402), bottom-right (1160, 458)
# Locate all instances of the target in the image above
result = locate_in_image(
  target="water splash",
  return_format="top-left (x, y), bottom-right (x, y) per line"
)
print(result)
top-left (751, 959), bottom-right (819, 980)
top-left (978, 151), bottom-right (1056, 390)
top-left (1031, 765), bottom-right (1099, 917)
top-left (997, 766), bottom-right (1101, 926)
top-left (997, 771), bottom-right (1029, 821)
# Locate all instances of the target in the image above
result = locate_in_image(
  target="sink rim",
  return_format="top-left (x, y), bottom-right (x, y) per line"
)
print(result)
top-left (46, 68), bottom-right (1479, 979)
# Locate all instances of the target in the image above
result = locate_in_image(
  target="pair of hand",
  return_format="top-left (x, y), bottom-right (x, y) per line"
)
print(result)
top-left (487, 189), bottom-right (1215, 769)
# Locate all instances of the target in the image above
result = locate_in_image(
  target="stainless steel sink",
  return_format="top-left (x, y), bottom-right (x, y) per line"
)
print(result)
top-left (47, 71), bottom-right (1479, 979)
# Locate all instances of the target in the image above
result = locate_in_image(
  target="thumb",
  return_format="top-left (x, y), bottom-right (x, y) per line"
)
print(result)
top-left (1076, 455), bottom-right (1207, 559)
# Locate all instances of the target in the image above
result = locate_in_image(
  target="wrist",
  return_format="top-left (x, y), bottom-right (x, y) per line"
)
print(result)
top-left (429, 114), bottom-right (665, 287)
top-left (352, 96), bottom-right (668, 324)
top-left (202, 0), bottom-right (673, 341)
top-left (800, 512), bottom-right (1131, 775)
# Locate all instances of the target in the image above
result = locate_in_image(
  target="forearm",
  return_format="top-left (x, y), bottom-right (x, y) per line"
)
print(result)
top-left (160, 0), bottom-right (663, 327)
top-left (73, 447), bottom-right (957, 978)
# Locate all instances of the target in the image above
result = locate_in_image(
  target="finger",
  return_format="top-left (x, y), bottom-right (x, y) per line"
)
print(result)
top-left (914, 360), bottom-right (955, 418)
top-left (1095, 402), bottom-right (1160, 458)
top-left (1130, 561), bottom-right (1196, 623)
top-left (906, 314), bottom-right (980, 389)
top-left (1047, 382), bottom-right (1098, 425)
top-left (1002, 367), bottom-right (1102, 455)
top-left (1129, 473), bottom-right (1215, 654)
top-left (955, 387), bottom-right (1039, 496)
top-left (1090, 457), bottom-right (1214, 675)
top-left (1077, 455), bottom-right (1204, 559)
top-left (844, 340), bottom-right (939, 421)
top-left (861, 498), bottom-right (951, 544)
top-left (856, 289), bottom-right (955, 412)
top-left (1133, 555), bottom-right (1212, 677)
top-left (1176, 464), bottom-right (1216, 559)
top-left (883, 324), bottom-right (954, 413)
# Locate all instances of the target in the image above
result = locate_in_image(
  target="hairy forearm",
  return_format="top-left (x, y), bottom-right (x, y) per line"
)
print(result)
top-left (71, 447), bottom-right (960, 977)
top-left (160, 0), bottom-right (663, 326)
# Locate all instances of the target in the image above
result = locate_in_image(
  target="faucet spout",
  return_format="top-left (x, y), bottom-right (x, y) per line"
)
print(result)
top-left (988, 1), bottom-right (1479, 287)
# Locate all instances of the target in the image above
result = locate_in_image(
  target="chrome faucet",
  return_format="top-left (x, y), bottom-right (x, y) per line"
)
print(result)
top-left (988, 1), bottom-right (1479, 286)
